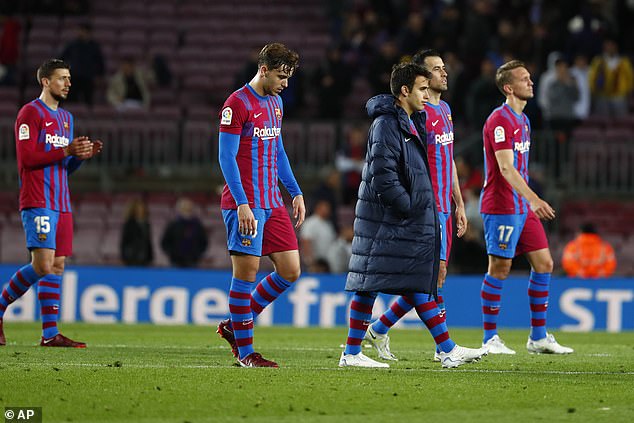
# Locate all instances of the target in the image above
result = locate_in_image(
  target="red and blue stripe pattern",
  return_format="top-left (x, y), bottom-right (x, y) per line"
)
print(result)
top-left (228, 278), bottom-right (255, 359)
top-left (425, 101), bottom-right (454, 213)
top-left (408, 293), bottom-right (456, 353)
top-left (0, 264), bottom-right (40, 318)
top-left (528, 271), bottom-right (550, 340)
top-left (344, 292), bottom-right (377, 355)
top-left (481, 273), bottom-right (504, 343)
top-left (250, 272), bottom-right (292, 316)
top-left (38, 274), bottom-right (62, 339)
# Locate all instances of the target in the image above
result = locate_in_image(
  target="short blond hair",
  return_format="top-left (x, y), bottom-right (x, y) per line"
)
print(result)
top-left (495, 60), bottom-right (526, 95)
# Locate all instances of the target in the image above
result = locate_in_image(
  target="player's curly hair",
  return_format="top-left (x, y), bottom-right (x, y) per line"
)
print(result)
top-left (37, 59), bottom-right (70, 87)
top-left (495, 60), bottom-right (526, 95)
top-left (258, 43), bottom-right (299, 74)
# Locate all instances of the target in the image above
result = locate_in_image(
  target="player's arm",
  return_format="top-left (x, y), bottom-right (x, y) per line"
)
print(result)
top-left (67, 139), bottom-right (103, 174)
top-left (370, 124), bottom-right (411, 216)
top-left (277, 136), bottom-right (305, 227)
top-left (451, 159), bottom-right (467, 237)
top-left (494, 149), bottom-right (555, 220)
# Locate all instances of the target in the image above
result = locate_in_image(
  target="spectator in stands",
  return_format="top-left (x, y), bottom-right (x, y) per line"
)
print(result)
top-left (465, 57), bottom-right (503, 130)
top-left (325, 225), bottom-right (354, 274)
top-left (299, 199), bottom-right (337, 270)
top-left (59, 24), bottom-right (105, 105)
top-left (562, 223), bottom-right (617, 278)
top-left (160, 197), bottom-right (208, 268)
top-left (0, 13), bottom-right (21, 86)
top-left (120, 198), bottom-right (153, 266)
top-left (396, 12), bottom-right (426, 56)
top-left (588, 38), bottom-right (634, 117)
top-left (310, 167), bottom-right (340, 233)
top-left (313, 45), bottom-right (352, 119)
top-left (107, 57), bottom-right (151, 111)
top-left (368, 39), bottom-right (399, 95)
top-left (570, 54), bottom-right (591, 120)
top-left (336, 125), bottom-right (365, 204)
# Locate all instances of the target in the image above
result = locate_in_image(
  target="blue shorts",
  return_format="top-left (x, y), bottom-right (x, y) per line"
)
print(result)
top-left (438, 212), bottom-right (452, 261)
top-left (21, 208), bottom-right (60, 251)
top-left (482, 213), bottom-right (527, 258)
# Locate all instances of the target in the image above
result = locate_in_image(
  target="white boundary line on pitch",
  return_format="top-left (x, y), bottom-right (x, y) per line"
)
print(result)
top-left (7, 361), bottom-right (634, 375)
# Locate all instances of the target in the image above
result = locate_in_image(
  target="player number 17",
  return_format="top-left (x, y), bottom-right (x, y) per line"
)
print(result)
top-left (497, 225), bottom-right (514, 243)
top-left (34, 216), bottom-right (51, 233)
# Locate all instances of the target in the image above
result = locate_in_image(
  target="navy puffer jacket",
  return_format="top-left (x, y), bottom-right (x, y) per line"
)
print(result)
top-left (345, 94), bottom-right (440, 295)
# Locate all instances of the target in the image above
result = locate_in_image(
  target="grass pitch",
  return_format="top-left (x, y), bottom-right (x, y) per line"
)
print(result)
top-left (0, 323), bottom-right (633, 423)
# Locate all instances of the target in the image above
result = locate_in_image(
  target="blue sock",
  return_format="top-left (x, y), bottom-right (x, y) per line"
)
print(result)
top-left (372, 296), bottom-right (413, 335)
top-left (0, 264), bottom-right (40, 318)
top-left (38, 274), bottom-right (62, 339)
top-left (410, 293), bottom-right (456, 353)
top-left (250, 272), bottom-right (292, 316)
top-left (481, 274), bottom-right (504, 344)
top-left (228, 278), bottom-right (255, 360)
top-left (528, 271), bottom-right (550, 341)
top-left (344, 292), bottom-right (377, 355)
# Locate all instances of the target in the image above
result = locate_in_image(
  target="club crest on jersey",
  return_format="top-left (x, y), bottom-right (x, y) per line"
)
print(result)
top-left (494, 126), bottom-right (505, 143)
top-left (38, 233), bottom-right (47, 241)
top-left (221, 107), bottom-right (233, 125)
top-left (63, 121), bottom-right (69, 129)
top-left (19, 123), bottom-right (30, 140)
top-left (498, 243), bottom-right (507, 250)
top-left (275, 108), bottom-right (282, 119)
top-left (241, 238), bottom-right (252, 247)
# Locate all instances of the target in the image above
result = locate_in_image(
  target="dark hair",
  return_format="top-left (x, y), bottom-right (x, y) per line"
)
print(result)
top-left (581, 222), bottom-right (597, 234)
top-left (495, 59), bottom-right (526, 95)
top-left (412, 48), bottom-right (441, 69)
top-left (36, 59), bottom-right (70, 87)
top-left (257, 43), bottom-right (299, 75)
top-left (390, 62), bottom-right (431, 97)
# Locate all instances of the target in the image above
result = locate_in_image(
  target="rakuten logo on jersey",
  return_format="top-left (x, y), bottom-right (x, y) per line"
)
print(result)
top-left (45, 133), bottom-right (70, 147)
top-left (435, 131), bottom-right (454, 145)
top-left (253, 126), bottom-right (281, 140)
top-left (514, 140), bottom-right (530, 153)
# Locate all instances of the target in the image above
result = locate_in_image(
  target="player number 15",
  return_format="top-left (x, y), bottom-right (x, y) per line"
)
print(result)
top-left (34, 216), bottom-right (51, 233)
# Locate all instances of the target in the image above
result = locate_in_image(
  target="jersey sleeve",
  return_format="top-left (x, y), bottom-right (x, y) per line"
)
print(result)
top-left (15, 105), bottom-right (66, 169)
top-left (218, 95), bottom-right (248, 136)
top-left (486, 114), bottom-right (514, 152)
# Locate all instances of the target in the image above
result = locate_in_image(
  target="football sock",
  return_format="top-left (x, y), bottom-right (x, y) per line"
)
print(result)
top-left (481, 273), bottom-right (504, 344)
top-left (409, 293), bottom-right (456, 353)
top-left (528, 271), bottom-right (550, 341)
top-left (0, 264), bottom-right (40, 318)
top-left (250, 272), bottom-right (292, 316)
top-left (435, 288), bottom-right (447, 353)
top-left (38, 274), bottom-right (62, 340)
top-left (344, 292), bottom-right (377, 355)
top-left (228, 278), bottom-right (255, 360)
top-left (372, 295), bottom-right (414, 335)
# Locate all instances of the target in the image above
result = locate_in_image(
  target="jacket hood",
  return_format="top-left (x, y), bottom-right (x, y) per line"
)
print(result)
top-left (366, 94), bottom-right (398, 119)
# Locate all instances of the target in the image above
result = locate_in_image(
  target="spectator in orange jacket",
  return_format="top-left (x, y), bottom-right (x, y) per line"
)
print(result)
top-left (562, 223), bottom-right (616, 278)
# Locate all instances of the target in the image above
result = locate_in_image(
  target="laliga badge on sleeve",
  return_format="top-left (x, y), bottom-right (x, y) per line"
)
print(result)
top-left (221, 107), bottom-right (233, 125)
top-left (19, 123), bottom-right (30, 140)
top-left (494, 126), bottom-right (505, 143)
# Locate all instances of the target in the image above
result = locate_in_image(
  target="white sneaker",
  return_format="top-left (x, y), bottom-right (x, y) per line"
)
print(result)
top-left (439, 345), bottom-right (488, 368)
top-left (527, 333), bottom-right (574, 354)
top-left (363, 326), bottom-right (398, 361)
top-left (433, 351), bottom-right (441, 362)
top-left (483, 334), bottom-right (516, 354)
top-left (339, 351), bottom-right (390, 368)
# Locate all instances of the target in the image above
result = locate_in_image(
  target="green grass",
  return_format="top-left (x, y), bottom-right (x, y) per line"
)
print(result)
top-left (1, 323), bottom-right (633, 423)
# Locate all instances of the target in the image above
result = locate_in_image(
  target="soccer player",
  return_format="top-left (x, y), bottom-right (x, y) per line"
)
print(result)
top-left (339, 63), bottom-right (486, 368)
top-left (0, 59), bottom-right (102, 347)
top-left (216, 43), bottom-right (305, 368)
top-left (479, 60), bottom-right (572, 354)
top-left (365, 49), bottom-right (468, 362)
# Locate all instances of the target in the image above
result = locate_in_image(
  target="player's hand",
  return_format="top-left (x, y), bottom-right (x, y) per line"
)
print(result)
top-left (454, 205), bottom-right (468, 238)
top-left (292, 195), bottom-right (306, 228)
top-left (65, 136), bottom-right (92, 159)
top-left (530, 198), bottom-right (556, 220)
top-left (87, 140), bottom-right (103, 158)
top-left (237, 204), bottom-right (257, 236)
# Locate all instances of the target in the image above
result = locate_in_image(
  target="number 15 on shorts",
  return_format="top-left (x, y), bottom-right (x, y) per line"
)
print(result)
top-left (34, 215), bottom-right (51, 233)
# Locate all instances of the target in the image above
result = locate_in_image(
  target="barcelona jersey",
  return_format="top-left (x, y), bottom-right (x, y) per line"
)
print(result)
top-left (424, 101), bottom-right (454, 213)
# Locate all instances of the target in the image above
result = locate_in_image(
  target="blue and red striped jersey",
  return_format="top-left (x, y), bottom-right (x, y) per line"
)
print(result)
top-left (15, 99), bottom-right (75, 212)
top-left (219, 84), bottom-right (287, 210)
top-left (480, 103), bottom-right (531, 215)
top-left (424, 100), bottom-right (454, 213)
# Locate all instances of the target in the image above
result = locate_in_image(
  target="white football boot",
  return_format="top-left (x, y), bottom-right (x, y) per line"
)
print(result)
top-left (339, 351), bottom-right (390, 368)
top-left (483, 334), bottom-right (516, 354)
top-left (439, 345), bottom-right (488, 368)
top-left (363, 326), bottom-right (398, 361)
top-left (527, 333), bottom-right (574, 354)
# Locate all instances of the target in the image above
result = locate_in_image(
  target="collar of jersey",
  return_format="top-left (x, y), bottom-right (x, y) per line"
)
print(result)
top-left (245, 83), bottom-right (268, 100)
top-left (36, 98), bottom-right (59, 115)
